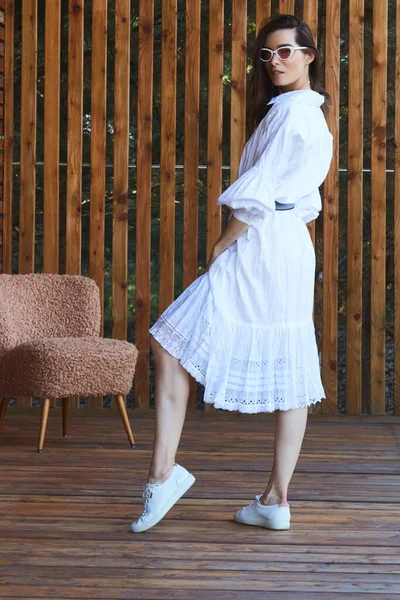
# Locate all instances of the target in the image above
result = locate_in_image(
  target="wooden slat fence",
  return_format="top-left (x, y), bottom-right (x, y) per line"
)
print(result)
top-left (1, 0), bottom-right (399, 416)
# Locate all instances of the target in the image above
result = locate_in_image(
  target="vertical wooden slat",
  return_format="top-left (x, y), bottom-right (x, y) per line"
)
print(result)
top-left (66, 0), bottom-right (84, 410)
top-left (111, 0), bottom-right (130, 425)
top-left (89, 0), bottom-right (107, 326)
top-left (183, 0), bottom-right (200, 412)
top-left (206, 0), bottom-right (223, 411)
top-left (0, 3), bottom-right (3, 275)
top-left (17, 0), bottom-right (37, 408)
top-left (279, 0), bottom-right (294, 15)
top-left (43, 0), bottom-right (60, 274)
top-left (346, 0), bottom-right (364, 415)
top-left (159, 0), bottom-right (177, 314)
top-left (112, 0), bottom-right (130, 344)
top-left (256, 0), bottom-right (271, 33)
top-left (3, 0), bottom-right (12, 274)
top-left (322, 0), bottom-right (340, 413)
top-left (230, 0), bottom-right (246, 183)
top-left (303, 0), bottom-right (318, 41)
top-left (135, 0), bottom-right (154, 410)
top-left (395, 0), bottom-right (400, 416)
top-left (66, 0), bottom-right (84, 276)
top-left (207, 0), bottom-right (223, 260)
top-left (370, 0), bottom-right (387, 415)
top-left (19, 0), bottom-right (37, 276)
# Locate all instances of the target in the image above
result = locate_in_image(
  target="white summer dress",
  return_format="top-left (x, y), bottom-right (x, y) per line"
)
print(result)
top-left (150, 89), bottom-right (333, 413)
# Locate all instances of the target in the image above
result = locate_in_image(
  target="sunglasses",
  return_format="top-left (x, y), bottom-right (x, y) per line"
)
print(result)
top-left (260, 45), bottom-right (310, 63)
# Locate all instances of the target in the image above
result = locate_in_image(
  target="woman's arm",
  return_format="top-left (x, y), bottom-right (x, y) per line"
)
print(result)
top-left (206, 215), bottom-right (249, 270)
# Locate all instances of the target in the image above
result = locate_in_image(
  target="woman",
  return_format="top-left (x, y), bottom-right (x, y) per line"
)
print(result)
top-left (131, 14), bottom-right (333, 533)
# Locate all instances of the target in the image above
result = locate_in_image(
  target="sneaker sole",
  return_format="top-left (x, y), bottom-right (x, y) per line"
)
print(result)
top-left (234, 513), bottom-right (290, 531)
top-left (131, 473), bottom-right (196, 533)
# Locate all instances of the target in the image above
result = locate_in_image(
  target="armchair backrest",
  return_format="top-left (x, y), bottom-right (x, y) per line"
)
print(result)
top-left (0, 274), bottom-right (101, 352)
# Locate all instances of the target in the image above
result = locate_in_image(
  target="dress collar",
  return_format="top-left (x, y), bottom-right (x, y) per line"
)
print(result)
top-left (267, 89), bottom-right (324, 108)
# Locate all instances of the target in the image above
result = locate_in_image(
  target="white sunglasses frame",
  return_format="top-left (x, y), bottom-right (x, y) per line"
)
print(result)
top-left (260, 45), bottom-right (310, 63)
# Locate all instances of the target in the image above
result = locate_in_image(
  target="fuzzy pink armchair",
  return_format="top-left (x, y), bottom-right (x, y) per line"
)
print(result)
top-left (0, 274), bottom-right (138, 451)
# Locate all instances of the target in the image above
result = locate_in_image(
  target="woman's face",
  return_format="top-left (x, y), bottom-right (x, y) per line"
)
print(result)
top-left (263, 28), bottom-right (314, 93)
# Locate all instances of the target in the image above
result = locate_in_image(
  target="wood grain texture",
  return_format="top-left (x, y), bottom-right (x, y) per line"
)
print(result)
top-left (159, 0), bottom-right (177, 314)
top-left (43, 0), bottom-right (60, 274)
top-left (206, 0), bottom-right (223, 412)
top-left (0, 414), bottom-right (400, 597)
top-left (230, 0), bottom-right (246, 183)
top-left (135, 0), bottom-right (154, 410)
top-left (66, 0), bottom-right (84, 276)
top-left (322, 0), bottom-right (340, 414)
top-left (395, 0), bottom-right (400, 416)
top-left (370, 0), bottom-right (387, 415)
top-left (279, 0), bottom-right (294, 15)
top-left (303, 0), bottom-right (317, 41)
top-left (256, 0), bottom-right (271, 33)
top-left (183, 0), bottom-right (200, 411)
top-left (89, 0), bottom-right (107, 333)
top-left (346, 0), bottom-right (364, 415)
top-left (112, 0), bottom-right (130, 343)
top-left (2, 0), bottom-right (13, 274)
top-left (19, 0), bottom-right (37, 276)
top-left (206, 0), bottom-right (223, 261)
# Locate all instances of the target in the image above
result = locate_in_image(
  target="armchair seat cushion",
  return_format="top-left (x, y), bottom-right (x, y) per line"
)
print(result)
top-left (0, 337), bottom-right (138, 398)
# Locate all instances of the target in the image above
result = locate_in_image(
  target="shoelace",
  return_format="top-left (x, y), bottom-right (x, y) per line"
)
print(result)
top-left (141, 486), bottom-right (153, 516)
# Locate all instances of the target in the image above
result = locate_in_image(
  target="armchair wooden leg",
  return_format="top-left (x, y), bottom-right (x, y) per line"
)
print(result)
top-left (38, 398), bottom-right (51, 453)
top-left (62, 397), bottom-right (70, 437)
top-left (0, 398), bottom-right (10, 430)
top-left (115, 395), bottom-right (135, 447)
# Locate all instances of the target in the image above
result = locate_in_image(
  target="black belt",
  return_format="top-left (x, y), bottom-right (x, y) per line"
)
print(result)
top-left (275, 201), bottom-right (295, 211)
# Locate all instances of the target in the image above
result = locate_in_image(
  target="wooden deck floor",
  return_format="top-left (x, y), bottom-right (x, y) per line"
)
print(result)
top-left (1, 411), bottom-right (400, 599)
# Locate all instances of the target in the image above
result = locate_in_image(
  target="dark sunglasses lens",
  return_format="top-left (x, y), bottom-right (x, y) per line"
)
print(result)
top-left (277, 47), bottom-right (292, 60)
top-left (260, 49), bottom-right (273, 62)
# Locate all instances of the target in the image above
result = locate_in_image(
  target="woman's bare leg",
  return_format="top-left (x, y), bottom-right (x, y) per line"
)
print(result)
top-left (147, 336), bottom-right (190, 484)
top-left (260, 406), bottom-right (308, 507)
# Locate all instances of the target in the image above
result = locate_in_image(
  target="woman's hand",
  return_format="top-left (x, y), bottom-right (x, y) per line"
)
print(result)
top-left (206, 215), bottom-right (249, 272)
top-left (206, 244), bottom-right (224, 272)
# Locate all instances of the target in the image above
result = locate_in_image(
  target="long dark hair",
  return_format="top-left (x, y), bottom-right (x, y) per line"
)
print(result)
top-left (249, 14), bottom-right (331, 126)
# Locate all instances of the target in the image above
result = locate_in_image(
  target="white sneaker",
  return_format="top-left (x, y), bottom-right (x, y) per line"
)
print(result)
top-left (131, 464), bottom-right (195, 533)
top-left (234, 495), bottom-right (291, 530)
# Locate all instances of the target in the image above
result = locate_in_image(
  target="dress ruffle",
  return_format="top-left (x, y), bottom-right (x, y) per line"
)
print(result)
top-left (149, 273), bottom-right (325, 414)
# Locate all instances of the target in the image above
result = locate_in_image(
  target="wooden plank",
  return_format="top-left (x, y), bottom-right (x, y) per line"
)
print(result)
top-left (17, 0), bottom-right (37, 409)
top-left (87, 0), bottom-right (108, 411)
top-left (206, 0), bottom-right (223, 412)
top-left (230, 0), bottom-right (246, 183)
top-left (135, 0), bottom-right (154, 410)
top-left (395, 0), bottom-right (400, 416)
top-left (322, 0), bottom-right (340, 414)
top-left (159, 0), bottom-right (177, 314)
top-left (183, 0), bottom-right (200, 412)
top-left (370, 0), bottom-right (387, 415)
top-left (112, 0), bottom-right (130, 343)
top-left (346, 0), bottom-right (364, 415)
top-left (2, 0), bottom-right (13, 274)
top-left (65, 0), bottom-right (84, 410)
top-left (303, 0), bottom-right (318, 42)
top-left (206, 0), bottom-right (223, 262)
top-left (43, 0), bottom-right (60, 274)
top-left (279, 0), bottom-right (294, 14)
top-left (19, 0), bottom-right (37, 275)
top-left (65, 0), bottom-right (84, 276)
top-left (256, 0), bottom-right (271, 32)
top-left (89, 0), bottom-right (107, 332)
